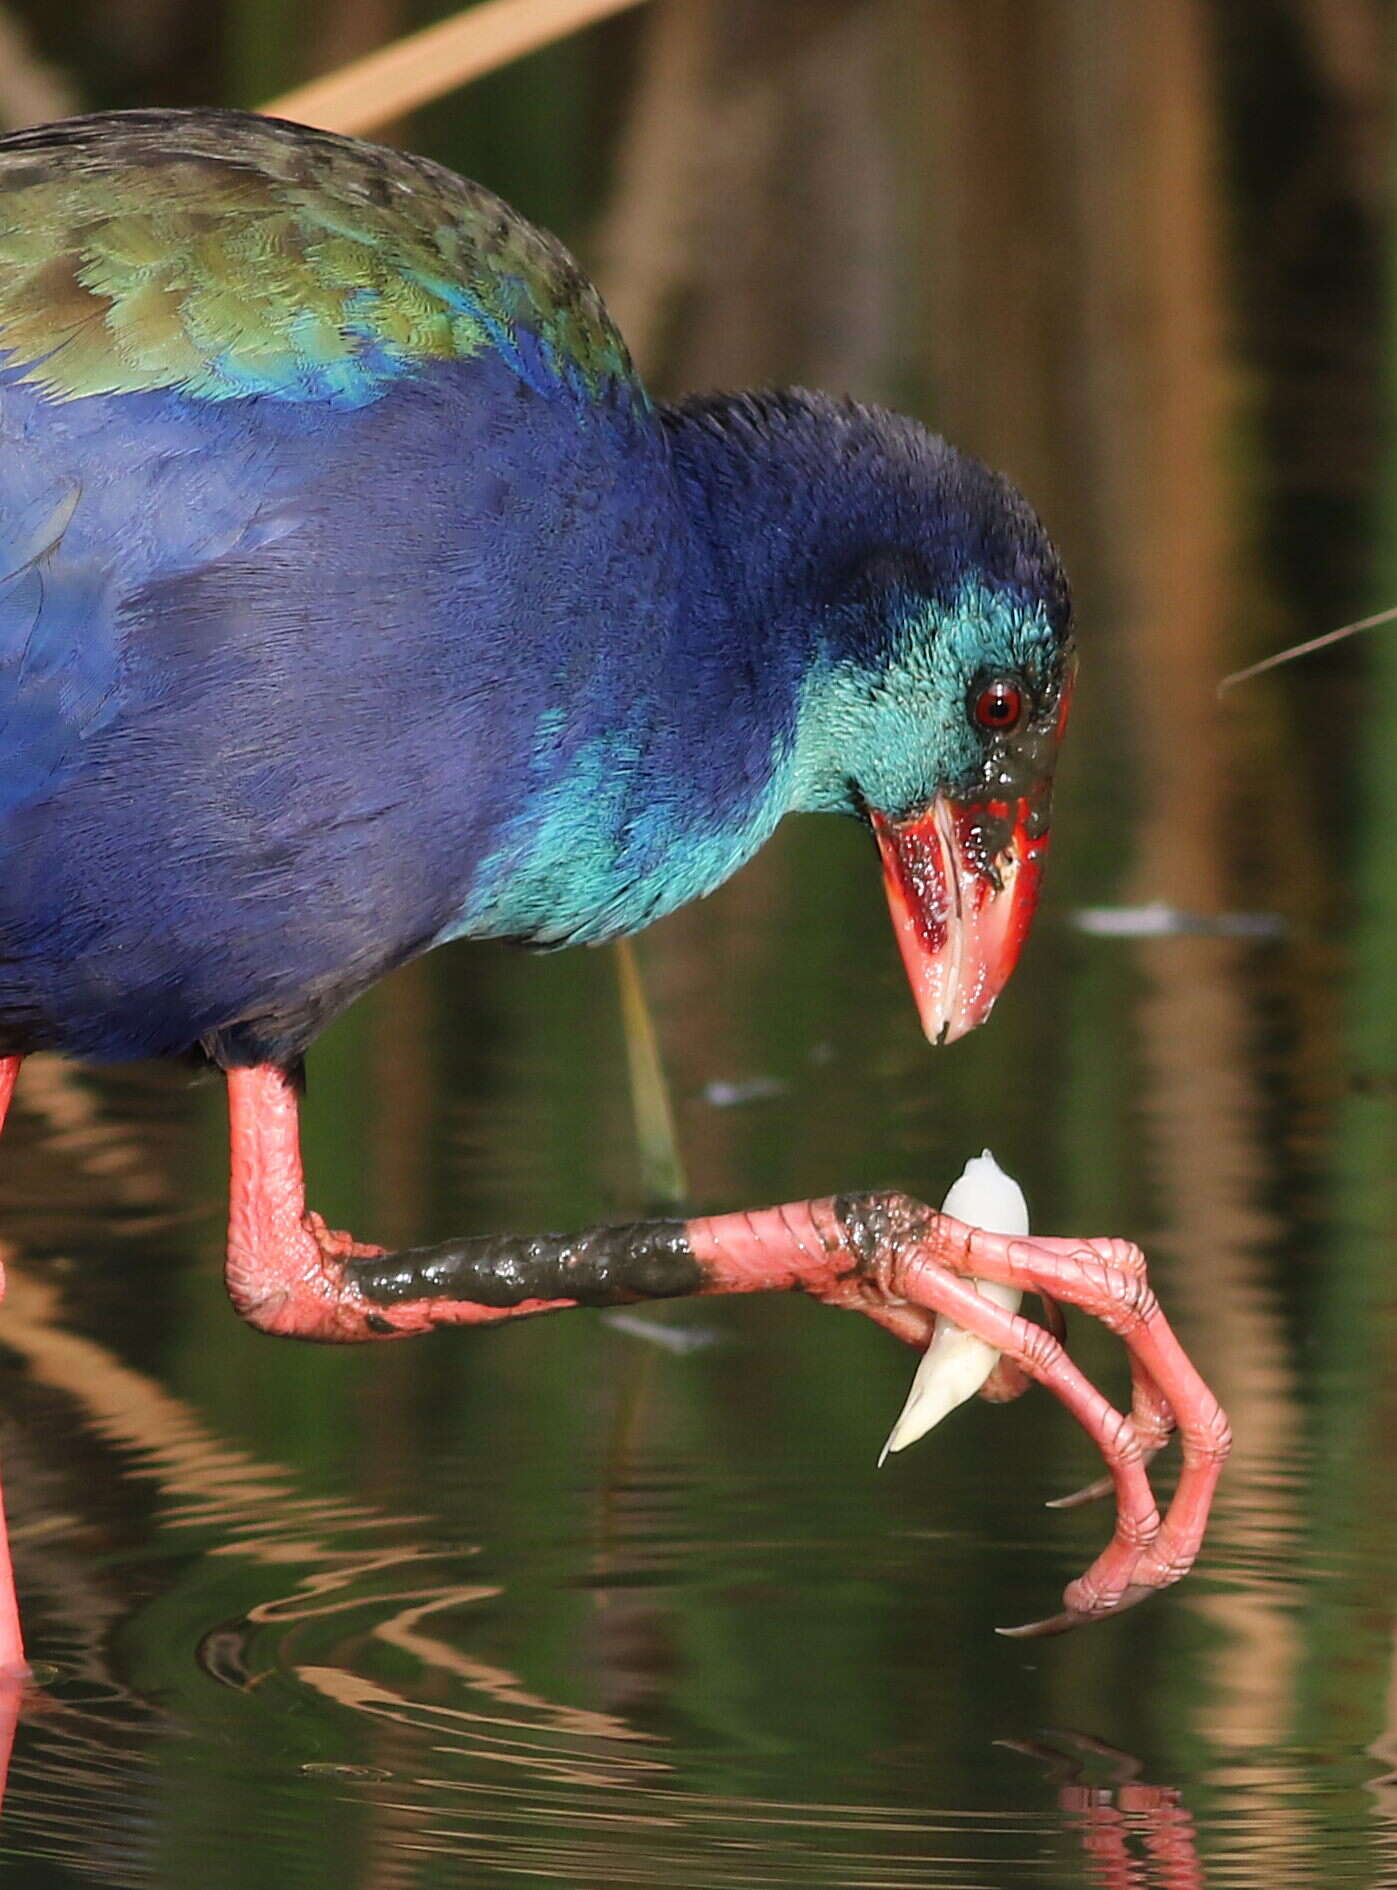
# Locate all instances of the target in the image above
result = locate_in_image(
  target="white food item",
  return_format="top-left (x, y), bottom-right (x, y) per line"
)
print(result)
top-left (878, 1150), bottom-right (1027, 1465)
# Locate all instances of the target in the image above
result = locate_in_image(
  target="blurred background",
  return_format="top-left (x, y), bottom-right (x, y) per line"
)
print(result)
top-left (0, 2), bottom-right (1395, 1885)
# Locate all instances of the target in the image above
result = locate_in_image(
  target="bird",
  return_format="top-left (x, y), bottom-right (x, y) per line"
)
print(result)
top-left (0, 108), bottom-right (1228, 1668)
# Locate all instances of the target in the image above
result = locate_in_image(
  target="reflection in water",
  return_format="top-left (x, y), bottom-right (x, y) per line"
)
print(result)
top-left (1006, 1733), bottom-right (1202, 1890)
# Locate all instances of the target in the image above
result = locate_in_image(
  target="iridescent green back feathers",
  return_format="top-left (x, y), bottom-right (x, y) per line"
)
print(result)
top-left (0, 110), bottom-right (638, 405)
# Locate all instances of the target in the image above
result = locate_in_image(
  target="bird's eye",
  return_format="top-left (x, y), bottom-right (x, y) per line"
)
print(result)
top-left (972, 679), bottom-right (1024, 733)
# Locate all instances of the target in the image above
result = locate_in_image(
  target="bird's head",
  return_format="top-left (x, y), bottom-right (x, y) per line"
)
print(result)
top-left (787, 424), bottom-right (1074, 1044)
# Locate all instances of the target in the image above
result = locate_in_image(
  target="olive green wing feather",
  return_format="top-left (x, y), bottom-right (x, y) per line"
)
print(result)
top-left (0, 108), bottom-right (638, 405)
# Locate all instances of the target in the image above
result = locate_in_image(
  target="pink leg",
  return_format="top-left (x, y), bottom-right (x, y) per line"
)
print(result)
top-left (225, 1064), bottom-right (583, 1340)
top-left (224, 1071), bottom-right (1228, 1629)
top-left (0, 1058), bottom-right (27, 1678)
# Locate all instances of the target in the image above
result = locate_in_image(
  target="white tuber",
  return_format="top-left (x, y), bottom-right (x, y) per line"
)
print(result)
top-left (878, 1150), bottom-right (1027, 1465)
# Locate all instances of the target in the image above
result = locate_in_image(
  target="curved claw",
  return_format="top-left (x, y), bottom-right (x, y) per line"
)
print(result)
top-left (996, 1581), bottom-right (1161, 1639)
top-left (997, 1611), bottom-right (1083, 1640)
top-left (1045, 1470), bottom-right (1115, 1511)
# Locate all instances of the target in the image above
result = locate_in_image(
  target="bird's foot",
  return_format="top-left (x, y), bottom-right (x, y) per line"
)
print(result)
top-left (806, 1195), bottom-right (1230, 1633)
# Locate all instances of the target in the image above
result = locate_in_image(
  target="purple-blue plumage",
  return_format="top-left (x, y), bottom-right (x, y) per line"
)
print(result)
top-left (0, 111), bottom-right (1072, 1072)
top-left (1, 350), bottom-right (667, 1061)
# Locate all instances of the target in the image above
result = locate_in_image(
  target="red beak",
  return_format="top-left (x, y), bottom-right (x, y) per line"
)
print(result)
top-left (871, 792), bottom-right (1051, 1044)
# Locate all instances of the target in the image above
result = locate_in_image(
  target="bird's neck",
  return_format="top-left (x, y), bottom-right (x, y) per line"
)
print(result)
top-left (453, 391), bottom-right (899, 948)
top-left (659, 390), bottom-right (920, 818)
top-left (661, 390), bottom-right (892, 665)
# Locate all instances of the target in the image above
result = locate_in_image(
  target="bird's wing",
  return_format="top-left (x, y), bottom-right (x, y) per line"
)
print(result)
top-left (0, 108), bottom-right (640, 409)
top-left (0, 475), bottom-right (121, 814)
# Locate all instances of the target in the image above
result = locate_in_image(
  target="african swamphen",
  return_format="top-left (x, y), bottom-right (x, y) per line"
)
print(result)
top-left (0, 110), bottom-right (1228, 1669)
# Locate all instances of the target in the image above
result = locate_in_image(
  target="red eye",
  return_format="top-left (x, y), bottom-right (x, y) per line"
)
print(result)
top-left (973, 679), bottom-right (1024, 732)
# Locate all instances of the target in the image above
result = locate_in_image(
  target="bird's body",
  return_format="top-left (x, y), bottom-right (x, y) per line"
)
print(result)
top-left (0, 338), bottom-right (692, 1063)
top-left (0, 109), bottom-right (1227, 1668)
top-left (0, 110), bottom-right (1065, 1068)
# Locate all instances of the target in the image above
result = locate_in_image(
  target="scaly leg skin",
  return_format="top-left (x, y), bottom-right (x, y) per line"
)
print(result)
top-left (0, 1058), bottom-right (28, 1678)
top-left (226, 1064), bottom-right (1230, 1633)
